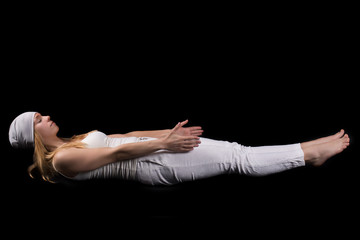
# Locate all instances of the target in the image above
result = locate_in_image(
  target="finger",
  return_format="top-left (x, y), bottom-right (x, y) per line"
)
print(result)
top-left (183, 136), bottom-right (200, 141)
top-left (180, 119), bottom-right (189, 127)
top-left (181, 147), bottom-right (194, 152)
top-left (183, 140), bottom-right (201, 147)
top-left (183, 141), bottom-right (201, 147)
top-left (189, 127), bottom-right (203, 132)
top-left (191, 130), bottom-right (204, 136)
top-left (185, 138), bottom-right (201, 143)
top-left (189, 126), bottom-right (202, 130)
top-left (171, 122), bottom-right (181, 133)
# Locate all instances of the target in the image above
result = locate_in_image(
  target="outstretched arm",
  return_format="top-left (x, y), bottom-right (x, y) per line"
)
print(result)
top-left (108, 120), bottom-right (203, 138)
top-left (108, 129), bottom-right (171, 138)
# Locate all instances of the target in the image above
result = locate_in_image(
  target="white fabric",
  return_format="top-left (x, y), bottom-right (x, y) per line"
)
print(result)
top-left (9, 112), bottom-right (37, 149)
top-left (69, 131), bottom-right (305, 185)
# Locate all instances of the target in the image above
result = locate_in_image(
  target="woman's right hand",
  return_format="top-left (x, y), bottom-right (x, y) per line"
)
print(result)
top-left (160, 122), bottom-right (201, 152)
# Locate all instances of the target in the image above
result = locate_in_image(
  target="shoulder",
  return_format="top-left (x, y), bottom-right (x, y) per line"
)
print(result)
top-left (54, 148), bottom-right (76, 162)
top-left (54, 147), bottom-right (88, 165)
top-left (53, 148), bottom-right (82, 177)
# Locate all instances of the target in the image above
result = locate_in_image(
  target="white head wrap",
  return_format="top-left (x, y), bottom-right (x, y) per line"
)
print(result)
top-left (9, 112), bottom-right (37, 149)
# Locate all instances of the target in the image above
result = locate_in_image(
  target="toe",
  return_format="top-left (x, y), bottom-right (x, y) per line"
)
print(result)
top-left (339, 129), bottom-right (345, 137)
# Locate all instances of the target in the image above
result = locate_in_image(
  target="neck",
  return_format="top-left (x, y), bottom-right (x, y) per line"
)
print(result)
top-left (45, 136), bottom-right (67, 152)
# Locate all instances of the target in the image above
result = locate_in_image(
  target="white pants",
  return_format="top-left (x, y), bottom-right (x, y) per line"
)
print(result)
top-left (135, 137), bottom-right (305, 186)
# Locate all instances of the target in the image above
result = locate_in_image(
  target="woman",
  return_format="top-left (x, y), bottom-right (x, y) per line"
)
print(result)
top-left (9, 111), bottom-right (350, 185)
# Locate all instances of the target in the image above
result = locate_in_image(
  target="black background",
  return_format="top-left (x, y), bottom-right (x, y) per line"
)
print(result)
top-left (2, 3), bottom-right (359, 236)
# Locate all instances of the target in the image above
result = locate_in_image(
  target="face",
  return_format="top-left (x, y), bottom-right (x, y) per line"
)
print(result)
top-left (33, 113), bottom-right (59, 140)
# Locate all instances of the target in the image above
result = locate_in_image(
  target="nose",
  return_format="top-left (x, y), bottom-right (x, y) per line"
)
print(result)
top-left (45, 116), bottom-right (51, 121)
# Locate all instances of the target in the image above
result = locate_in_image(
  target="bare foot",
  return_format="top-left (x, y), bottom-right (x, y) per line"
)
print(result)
top-left (304, 134), bottom-right (350, 166)
top-left (301, 129), bottom-right (345, 149)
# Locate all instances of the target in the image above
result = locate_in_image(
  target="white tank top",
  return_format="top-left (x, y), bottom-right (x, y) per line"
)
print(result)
top-left (57, 131), bottom-right (156, 181)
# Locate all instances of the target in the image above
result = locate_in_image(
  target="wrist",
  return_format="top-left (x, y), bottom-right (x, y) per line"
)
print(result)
top-left (159, 129), bottom-right (171, 138)
top-left (155, 138), bottom-right (167, 150)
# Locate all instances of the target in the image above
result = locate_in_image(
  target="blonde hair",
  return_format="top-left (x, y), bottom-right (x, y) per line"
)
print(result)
top-left (28, 130), bottom-right (93, 183)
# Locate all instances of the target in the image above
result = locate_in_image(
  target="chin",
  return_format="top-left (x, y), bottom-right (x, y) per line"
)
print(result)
top-left (54, 126), bottom-right (60, 134)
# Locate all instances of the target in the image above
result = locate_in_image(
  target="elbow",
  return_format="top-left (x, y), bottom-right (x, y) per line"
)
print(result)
top-left (113, 146), bottom-right (132, 162)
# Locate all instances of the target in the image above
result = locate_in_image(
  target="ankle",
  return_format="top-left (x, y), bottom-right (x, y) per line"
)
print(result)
top-left (303, 146), bottom-right (321, 166)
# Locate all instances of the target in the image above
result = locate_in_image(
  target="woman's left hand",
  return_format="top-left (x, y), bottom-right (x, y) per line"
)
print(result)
top-left (174, 120), bottom-right (204, 137)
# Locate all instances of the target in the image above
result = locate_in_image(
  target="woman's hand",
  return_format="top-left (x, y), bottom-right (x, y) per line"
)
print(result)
top-left (173, 120), bottom-right (203, 137)
top-left (160, 122), bottom-right (201, 152)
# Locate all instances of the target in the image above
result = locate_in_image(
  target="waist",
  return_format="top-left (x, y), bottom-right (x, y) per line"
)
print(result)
top-left (72, 159), bottom-right (138, 181)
